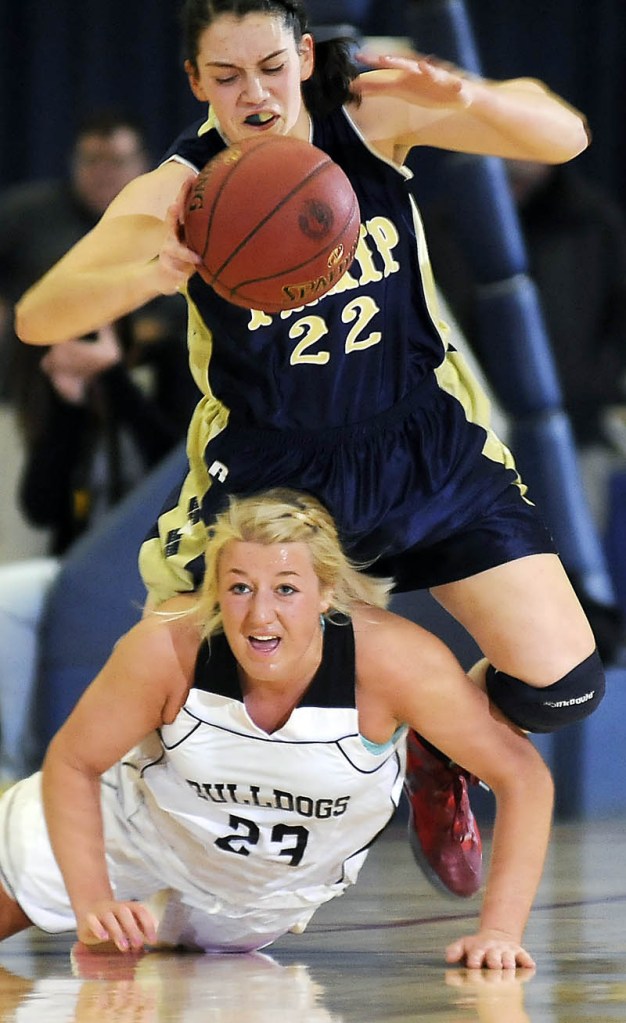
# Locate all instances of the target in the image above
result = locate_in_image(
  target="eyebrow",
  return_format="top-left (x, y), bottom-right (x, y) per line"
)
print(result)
top-left (204, 48), bottom-right (288, 70)
top-left (226, 567), bottom-right (301, 578)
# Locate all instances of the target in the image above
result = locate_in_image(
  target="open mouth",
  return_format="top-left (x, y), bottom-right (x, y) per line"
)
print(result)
top-left (248, 635), bottom-right (280, 653)
top-left (244, 112), bottom-right (277, 127)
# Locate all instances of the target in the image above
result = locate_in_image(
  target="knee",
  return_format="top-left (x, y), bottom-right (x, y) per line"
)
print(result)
top-left (485, 649), bottom-right (606, 733)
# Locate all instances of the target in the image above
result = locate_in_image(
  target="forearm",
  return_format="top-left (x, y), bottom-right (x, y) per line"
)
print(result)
top-left (41, 739), bottom-right (113, 919)
top-left (16, 258), bottom-right (163, 346)
top-left (464, 77), bottom-right (590, 163)
top-left (16, 165), bottom-right (198, 347)
top-left (359, 58), bottom-right (590, 164)
top-left (480, 752), bottom-right (554, 940)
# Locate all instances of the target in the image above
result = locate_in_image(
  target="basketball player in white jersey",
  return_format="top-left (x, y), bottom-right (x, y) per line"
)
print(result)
top-left (0, 489), bottom-right (552, 969)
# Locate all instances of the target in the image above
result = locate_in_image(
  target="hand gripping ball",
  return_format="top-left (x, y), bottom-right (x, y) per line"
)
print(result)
top-left (184, 135), bottom-right (361, 313)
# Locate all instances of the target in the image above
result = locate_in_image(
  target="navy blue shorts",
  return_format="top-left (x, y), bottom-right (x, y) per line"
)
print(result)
top-left (199, 374), bottom-right (556, 593)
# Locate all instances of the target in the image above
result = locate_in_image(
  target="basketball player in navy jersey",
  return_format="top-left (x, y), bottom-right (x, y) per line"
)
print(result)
top-left (17, 1), bottom-right (603, 899)
top-left (0, 490), bottom-right (552, 968)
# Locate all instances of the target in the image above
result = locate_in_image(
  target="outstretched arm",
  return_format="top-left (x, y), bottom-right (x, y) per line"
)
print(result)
top-left (354, 608), bottom-right (554, 969)
top-left (41, 599), bottom-right (197, 950)
top-left (351, 52), bottom-right (589, 165)
top-left (15, 163), bottom-right (200, 346)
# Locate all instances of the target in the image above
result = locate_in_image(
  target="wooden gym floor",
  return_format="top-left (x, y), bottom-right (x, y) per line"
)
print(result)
top-left (0, 815), bottom-right (624, 1022)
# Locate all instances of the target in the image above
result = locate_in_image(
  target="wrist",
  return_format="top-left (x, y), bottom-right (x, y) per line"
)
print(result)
top-left (462, 78), bottom-right (502, 117)
top-left (147, 255), bottom-right (184, 297)
top-left (478, 914), bottom-right (525, 943)
top-left (72, 886), bottom-right (114, 920)
top-left (478, 924), bottom-right (523, 939)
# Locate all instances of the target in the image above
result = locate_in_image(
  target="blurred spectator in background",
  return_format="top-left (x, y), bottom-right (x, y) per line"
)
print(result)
top-left (0, 109), bottom-right (197, 554)
top-left (0, 110), bottom-right (198, 784)
top-left (0, 110), bottom-right (149, 396)
top-left (16, 310), bottom-right (196, 555)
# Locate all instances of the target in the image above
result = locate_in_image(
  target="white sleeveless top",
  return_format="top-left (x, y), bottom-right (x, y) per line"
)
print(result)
top-left (112, 621), bottom-right (407, 914)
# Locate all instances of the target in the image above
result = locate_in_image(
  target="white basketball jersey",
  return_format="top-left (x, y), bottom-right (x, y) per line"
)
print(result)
top-left (115, 621), bottom-right (407, 914)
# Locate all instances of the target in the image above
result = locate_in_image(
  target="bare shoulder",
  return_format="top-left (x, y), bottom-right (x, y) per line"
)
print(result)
top-left (348, 91), bottom-right (412, 161)
top-left (350, 604), bottom-right (468, 742)
top-left (351, 602), bottom-right (445, 647)
top-left (351, 604), bottom-right (457, 684)
top-left (111, 596), bottom-right (202, 719)
top-left (123, 595), bottom-right (201, 664)
top-left (348, 71), bottom-right (440, 158)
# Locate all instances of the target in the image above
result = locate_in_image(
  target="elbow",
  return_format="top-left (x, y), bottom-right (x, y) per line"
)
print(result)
top-left (531, 753), bottom-right (555, 809)
top-left (559, 121), bottom-right (591, 163)
top-left (14, 294), bottom-right (52, 346)
top-left (528, 759), bottom-right (555, 826)
top-left (15, 301), bottom-right (37, 346)
top-left (546, 113), bottom-right (591, 165)
top-left (575, 115), bottom-right (593, 157)
top-left (488, 739), bottom-right (555, 811)
top-left (501, 748), bottom-right (556, 810)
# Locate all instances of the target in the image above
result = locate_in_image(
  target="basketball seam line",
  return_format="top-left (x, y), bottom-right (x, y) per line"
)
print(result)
top-left (232, 196), bottom-right (360, 299)
top-left (207, 157), bottom-right (334, 282)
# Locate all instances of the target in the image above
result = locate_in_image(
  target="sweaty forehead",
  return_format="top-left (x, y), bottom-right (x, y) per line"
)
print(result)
top-left (220, 540), bottom-right (314, 578)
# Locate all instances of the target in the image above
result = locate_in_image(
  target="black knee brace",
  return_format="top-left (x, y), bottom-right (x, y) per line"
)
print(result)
top-left (485, 649), bottom-right (606, 733)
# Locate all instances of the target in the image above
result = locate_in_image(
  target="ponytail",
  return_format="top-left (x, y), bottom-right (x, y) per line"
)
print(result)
top-left (304, 31), bottom-right (362, 116)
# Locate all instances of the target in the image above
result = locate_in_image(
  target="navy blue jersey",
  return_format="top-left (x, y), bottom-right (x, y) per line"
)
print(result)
top-left (166, 107), bottom-right (448, 430)
top-left (140, 110), bottom-right (556, 604)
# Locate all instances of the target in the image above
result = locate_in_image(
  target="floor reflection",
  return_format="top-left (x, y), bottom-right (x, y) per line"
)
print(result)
top-left (2, 945), bottom-right (343, 1023)
top-left (0, 820), bottom-right (623, 1022)
top-left (0, 942), bottom-right (542, 1023)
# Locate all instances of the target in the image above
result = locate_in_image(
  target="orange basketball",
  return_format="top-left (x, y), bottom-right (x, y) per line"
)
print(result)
top-left (183, 135), bottom-right (360, 313)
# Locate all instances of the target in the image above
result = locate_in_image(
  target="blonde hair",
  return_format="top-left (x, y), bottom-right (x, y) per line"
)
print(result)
top-left (198, 488), bottom-right (393, 639)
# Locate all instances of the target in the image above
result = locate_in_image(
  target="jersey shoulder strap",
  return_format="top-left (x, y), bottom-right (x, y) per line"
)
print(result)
top-left (193, 617), bottom-right (356, 709)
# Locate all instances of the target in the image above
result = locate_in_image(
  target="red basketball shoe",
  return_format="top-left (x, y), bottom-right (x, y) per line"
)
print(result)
top-left (404, 730), bottom-right (483, 898)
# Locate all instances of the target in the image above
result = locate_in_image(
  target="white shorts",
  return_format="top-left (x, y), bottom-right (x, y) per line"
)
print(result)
top-left (0, 773), bottom-right (316, 951)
